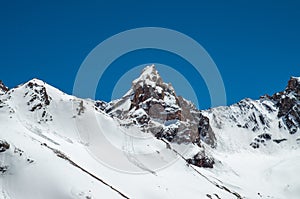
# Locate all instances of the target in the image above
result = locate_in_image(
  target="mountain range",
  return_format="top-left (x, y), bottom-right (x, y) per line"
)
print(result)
top-left (0, 65), bottom-right (299, 199)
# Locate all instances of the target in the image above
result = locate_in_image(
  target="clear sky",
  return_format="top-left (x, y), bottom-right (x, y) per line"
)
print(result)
top-left (1, 0), bottom-right (300, 109)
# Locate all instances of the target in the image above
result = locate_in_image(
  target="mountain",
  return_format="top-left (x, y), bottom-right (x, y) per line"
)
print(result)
top-left (105, 65), bottom-right (216, 147)
top-left (0, 67), bottom-right (300, 199)
top-left (203, 76), bottom-right (300, 151)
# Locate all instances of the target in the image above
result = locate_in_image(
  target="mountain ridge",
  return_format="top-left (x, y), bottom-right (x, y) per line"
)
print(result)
top-left (0, 66), bottom-right (300, 198)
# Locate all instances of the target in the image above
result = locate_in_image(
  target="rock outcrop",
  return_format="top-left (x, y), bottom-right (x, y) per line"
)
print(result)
top-left (271, 77), bottom-right (300, 134)
top-left (0, 80), bottom-right (8, 94)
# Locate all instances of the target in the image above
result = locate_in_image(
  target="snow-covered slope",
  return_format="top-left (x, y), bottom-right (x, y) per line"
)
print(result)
top-left (0, 67), bottom-right (300, 199)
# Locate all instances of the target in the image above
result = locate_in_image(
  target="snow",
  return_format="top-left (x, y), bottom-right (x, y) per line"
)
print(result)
top-left (30, 78), bottom-right (46, 85)
top-left (132, 108), bottom-right (147, 118)
top-left (132, 64), bottom-right (158, 87)
top-left (207, 149), bottom-right (300, 199)
top-left (163, 93), bottom-right (178, 108)
top-left (156, 86), bottom-right (163, 94)
top-left (291, 76), bottom-right (300, 82)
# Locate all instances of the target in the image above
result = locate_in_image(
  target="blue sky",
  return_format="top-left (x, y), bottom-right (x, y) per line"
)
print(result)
top-left (1, 0), bottom-right (300, 109)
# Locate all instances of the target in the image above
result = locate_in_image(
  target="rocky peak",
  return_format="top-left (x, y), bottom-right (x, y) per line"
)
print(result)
top-left (128, 65), bottom-right (180, 122)
top-left (25, 79), bottom-right (50, 103)
top-left (106, 65), bottom-right (216, 148)
top-left (132, 65), bottom-right (166, 90)
top-left (286, 76), bottom-right (300, 95)
top-left (9, 79), bottom-right (52, 116)
top-left (270, 76), bottom-right (300, 134)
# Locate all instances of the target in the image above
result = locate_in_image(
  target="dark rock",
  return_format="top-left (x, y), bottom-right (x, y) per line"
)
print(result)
top-left (198, 114), bottom-right (216, 147)
top-left (273, 138), bottom-right (287, 144)
top-left (187, 152), bottom-right (215, 168)
top-left (95, 100), bottom-right (107, 111)
top-left (26, 81), bottom-right (51, 112)
top-left (155, 127), bottom-right (177, 142)
top-left (77, 101), bottom-right (85, 115)
top-left (286, 77), bottom-right (300, 95)
top-left (0, 140), bottom-right (10, 152)
top-left (259, 114), bottom-right (266, 125)
top-left (250, 142), bottom-right (259, 149)
top-left (258, 133), bottom-right (271, 140)
top-left (0, 80), bottom-right (9, 93)
top-left (0, 166), bottom-right (8, 173)
top-left (270, 77), bottom-right (300, 134)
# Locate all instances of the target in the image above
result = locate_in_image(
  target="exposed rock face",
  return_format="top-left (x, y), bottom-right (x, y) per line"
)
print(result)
top-left (94, 100), bottom-right (107, 112)
top-left (198, 114), bottom-right (216, 147)
top-left (287, 77), bottom-right (300, 94)
top-left (106, 65), bottom-right (216, 148)
top-left (129, 65), bottom-right (181, 124)
top-left (205, 97), bottom-right (273, 135)
top-left (250, 133), bottom-right (272, 149)
top-left (271, 77), bottom-right (300, 134)
top-left (0, 140), bottom-right (10, 174)
top-left (6, 79), bottom-right (54, 122)
top-left (187, 151), bottom-right (215, 168)
top-left (24, 80), bottom-right (51, 112)
top-left (0, 80), bottom-right (8, 94)
top-left (0, 140), bottom-right (10, 152)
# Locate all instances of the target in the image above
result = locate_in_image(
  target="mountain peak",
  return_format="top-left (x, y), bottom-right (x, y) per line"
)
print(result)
top-left (287, 76), bottom-right (300, 94)
top-left (132, 64), bottom-right (164, 88)
top-left (140, 64), bottom-right (158, 77)
top-left (106, 65), bottom-right (216, 147)
top-left (130, 64), bottom-right (176, 97)
top-left (28, 78), bottom-right (46, 85)
top-left (129, 65), bottom-right (178, 112)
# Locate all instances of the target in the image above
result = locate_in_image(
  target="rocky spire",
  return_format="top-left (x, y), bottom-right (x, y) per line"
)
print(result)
top-left (129, 64), bottom-right (180, 121)
top-left (106, 65), bottom-right (216, 148)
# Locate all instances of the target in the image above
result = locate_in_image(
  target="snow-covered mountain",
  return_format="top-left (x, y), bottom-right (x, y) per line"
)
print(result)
top-left (203, 76), bottom-right (300, 151)
top-left (0, 65), bottom-right (300, 199)
top-left (105, 65), bottom-right (216, 148)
